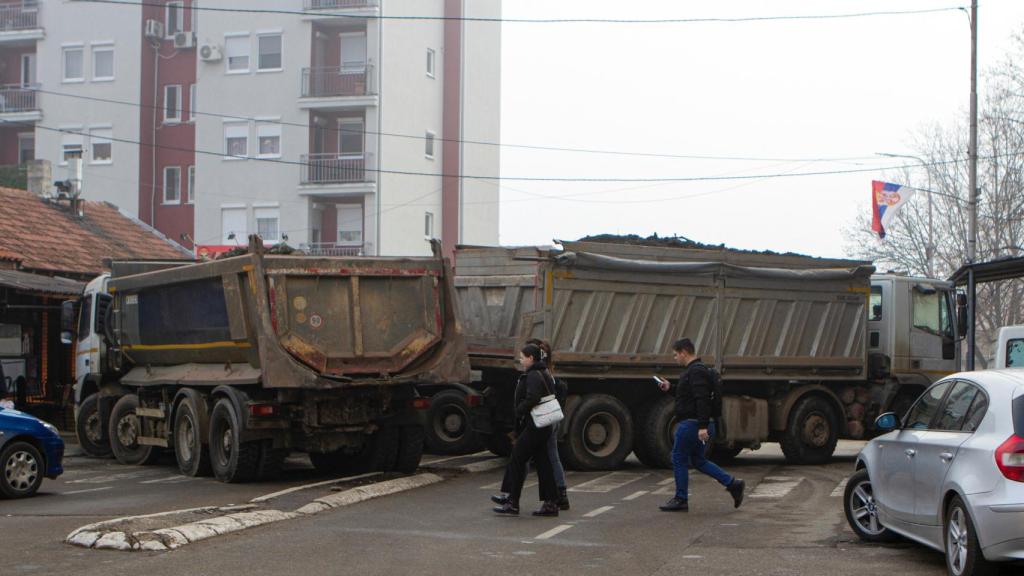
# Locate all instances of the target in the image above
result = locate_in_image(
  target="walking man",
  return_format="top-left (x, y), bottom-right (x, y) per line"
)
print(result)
top-left (654, 338), bottom-right (745, 512)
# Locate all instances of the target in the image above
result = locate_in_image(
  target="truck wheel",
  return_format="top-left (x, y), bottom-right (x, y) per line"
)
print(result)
top-left (108, 394), bottom-right (160, 466)
top-left (355, 426), bottom-right (400, 473)
top-left (395, 425), bottom-right (425, 474)
top-left (633, 396), bottom-right (675, 469)
top-left (424, 390), bottom-right (481, 455)
top-left (560, 394), bottom-right (634, 471)
top-left (480, 432), bottom-right (512, 457)
top-left (705, 444), bottom-right (743, 463)
top-left (781, 396), bottom-right (839, 465)
top-left (0, 441), bottom-right (44, 498)
top-left (173, 396), bottom-right (211, 477)
top-left (76, 393), bottom-right (112, 458)
top-left (209, 398), bottom-right (260, 483)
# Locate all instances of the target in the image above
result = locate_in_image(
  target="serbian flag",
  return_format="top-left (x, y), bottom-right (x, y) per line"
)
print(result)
top-left (871, 181), bottom-right (916, 239)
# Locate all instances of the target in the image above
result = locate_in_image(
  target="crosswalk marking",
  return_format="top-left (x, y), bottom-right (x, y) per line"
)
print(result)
top-left (623, 490), bottom-right (648, 501)
top-left (535, 524), bottom-right (574, 540)
top-left (583, 506), bottom-right (614, 518)
top-left (569, 472), bottom-right (648, 493)
top-left (830, 478), bottom-right (848, 498)
top-left (748, 477), bottom-right (804, 499)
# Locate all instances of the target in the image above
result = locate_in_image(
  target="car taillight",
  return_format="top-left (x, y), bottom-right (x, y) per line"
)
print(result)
top-left (995, 435), bottom-right (1024, 482)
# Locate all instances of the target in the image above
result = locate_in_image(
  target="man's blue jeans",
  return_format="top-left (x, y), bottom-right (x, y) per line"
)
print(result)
top-left (672, 419), bottom-right (734, 500)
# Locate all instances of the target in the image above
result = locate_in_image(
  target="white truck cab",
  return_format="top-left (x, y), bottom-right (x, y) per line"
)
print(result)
top-left (995, 325), bottom-right (1024, 369)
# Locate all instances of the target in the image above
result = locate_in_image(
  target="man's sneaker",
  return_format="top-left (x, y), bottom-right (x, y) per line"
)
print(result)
top-left (490, 494), bottom-right (510, 506)
top-left (492, 501), bottom-right (519, 515)
top-left (659, 497), bottom-right (689, 512)
top-left (532, 501), bottom-right (559, 517)
top-left (727, 479), bottom-right (745, 509)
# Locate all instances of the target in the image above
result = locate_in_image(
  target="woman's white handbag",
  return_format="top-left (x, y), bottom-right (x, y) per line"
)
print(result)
top-left (530, 372), bottom-right (564, 428)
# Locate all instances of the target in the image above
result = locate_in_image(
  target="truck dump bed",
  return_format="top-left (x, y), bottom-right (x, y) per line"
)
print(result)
top-left (109, 244), bottom-right (469, 389)
top-left (456, 243), bottom-right (874, 381)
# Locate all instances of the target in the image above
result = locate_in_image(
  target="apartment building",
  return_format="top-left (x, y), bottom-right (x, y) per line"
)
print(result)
top-left (0, 0), bottom-right (43, 169)
top-left (21, 0), bottom-right (500, 257)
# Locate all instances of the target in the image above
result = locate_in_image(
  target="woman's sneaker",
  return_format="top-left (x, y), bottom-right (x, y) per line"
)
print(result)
top-left (532, 501), bottom-right (559, 517)
top-left (492, 501), bottom-right (519, 515)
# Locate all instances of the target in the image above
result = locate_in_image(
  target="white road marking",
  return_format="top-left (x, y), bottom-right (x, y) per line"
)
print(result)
top-left (66, 471), bottom-right (155, 484)
top-left (831, 478), bottom-right (848, 498)
top-left (63, 486), bottom-right (114, 496)
top-left (139, 475), bottom-right (199, 485)
top-left (748, 477), bottom-right (805, 499)
top-left (657, 477), bottom-right (675, 486)
top-left (482, 479), bottom-right (536, 491)
top-left (251, 472), bottom-right (381, 503)
top-left (569, 472), bottom-right (648, 493)
top-left (583, 506), bottom-right (614, 518)
top-left (623, 490), bottom-right (648, 501)
top-left (458, 459), bottom-right (507, 473)
top-left (421, 451), bottom-right (490, 466)
top-left (534, 524), bottom-right (574, 540)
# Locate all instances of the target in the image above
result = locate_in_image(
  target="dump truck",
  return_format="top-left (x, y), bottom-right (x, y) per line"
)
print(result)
top-left (435, 240), bottom-right (963, 469)
top-left (64, 237), bottom-right (469, 482)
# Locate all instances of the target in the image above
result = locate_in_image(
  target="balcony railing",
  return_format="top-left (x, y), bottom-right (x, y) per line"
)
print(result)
top-left (300, 243), bottom-right (363, 257)
top-left (302, 65), bottom-right (375, 98)
top-left (0, 1), bottom-right (39, 32)
top-left (301, 154), bottom-right (374, 185)
top-left (0, 85), bottom-right (38, 113)
top-left (303, 0), bottom-right (378, 10)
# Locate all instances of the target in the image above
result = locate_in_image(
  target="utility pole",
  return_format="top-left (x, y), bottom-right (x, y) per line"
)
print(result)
top-left (966, 0), bottom-right (979, 370)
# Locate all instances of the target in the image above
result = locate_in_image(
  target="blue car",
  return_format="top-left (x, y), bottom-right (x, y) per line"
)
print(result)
top-left (0, 407), bottom-right (64, 498)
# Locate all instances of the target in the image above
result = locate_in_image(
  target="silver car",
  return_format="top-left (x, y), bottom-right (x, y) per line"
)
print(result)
top-left (844, 370), bottom-right (1024, 576)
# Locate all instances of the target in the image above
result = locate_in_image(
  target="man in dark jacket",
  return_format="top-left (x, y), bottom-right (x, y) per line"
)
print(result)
top-left (655, 338), bottom-right (745, 512)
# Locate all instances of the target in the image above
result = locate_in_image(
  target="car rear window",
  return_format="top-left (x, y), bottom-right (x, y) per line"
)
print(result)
top-left (1014, 394), bottom-right (1023, 437)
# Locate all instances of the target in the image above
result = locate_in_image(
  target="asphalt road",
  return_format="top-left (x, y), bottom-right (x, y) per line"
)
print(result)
top-left (0, 441), bottom-right (965, 576)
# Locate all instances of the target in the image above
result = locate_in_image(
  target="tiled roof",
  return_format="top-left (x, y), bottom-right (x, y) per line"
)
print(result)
top-left (0, 187), bottom-right (192, 276)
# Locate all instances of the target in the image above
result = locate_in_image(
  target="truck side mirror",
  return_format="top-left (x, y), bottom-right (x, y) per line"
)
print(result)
top-left (60, 300), bottom-right (76, 345)
top-left (955, 292), bottom-right (968, 341)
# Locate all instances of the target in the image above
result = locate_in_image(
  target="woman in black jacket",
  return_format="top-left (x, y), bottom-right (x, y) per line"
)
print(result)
top-left (491, 343), bottom-right (560, 516)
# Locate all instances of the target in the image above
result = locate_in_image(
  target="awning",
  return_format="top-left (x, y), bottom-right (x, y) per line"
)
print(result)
top-left (948, 256), bottom-right (1024, 285)
top-left (0, 269), bottom-right (85, 296)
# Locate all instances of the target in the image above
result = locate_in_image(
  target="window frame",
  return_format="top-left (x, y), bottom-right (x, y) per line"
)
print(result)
top-left (256, 32), bottom-right (283, 72)
top-left (62, 45), bottom-right (85, 83)
top-left (88, 126), bottom-right (113, 165)
top-left (339, 31), bottom-right (367, 70)
top-left (337, 117), bottom-right (364, 158)
top-left (424, 130), bottom-right (435, 159)
top-left (336, 203), bottom-right (363, 247)
top-left (220, 205), bottom-right (247, 245)
top-left (224, 33), bottom-right (250, 74)
top-left (223, 122), bottom-right (249, 160)
top-left (189, 83), bottom-right (197, 123)
top-left (426, 48), bottom-right (435, 78)
top-left (60, 127), bottom-right (84, 166)
top-left (163, 84), bottom-right (182, 125)
top-left (187, 165), bottom-right (195, 204)
top-left (254, 206), bottom-right (280, 243)
top-left (91, 43), bottom-right (115, 82)
top-left (165, 1), bottom-right (185, 38)
top-left (256, 121), bottom-right (282, 159)
top-left (424, 211), bottom-right (434, 239)
top-left (163, 165), bottom-right (182, 205)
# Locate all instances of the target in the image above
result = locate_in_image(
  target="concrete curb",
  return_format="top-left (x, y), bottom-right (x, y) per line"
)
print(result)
top-left (65, 473), bottom-right (445, 552)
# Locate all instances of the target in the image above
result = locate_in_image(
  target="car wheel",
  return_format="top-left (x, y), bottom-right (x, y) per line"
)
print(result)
top-left (945, 496), bottom-right (997, 576)
top-left (843, 468), bottom-right (898, 542)
top-left (0, 441), bottom-right (44, 499)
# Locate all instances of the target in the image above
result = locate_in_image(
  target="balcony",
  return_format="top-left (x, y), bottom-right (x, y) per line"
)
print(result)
top-left (0, 1), bottom-right (43, 42)
top-left (299, 243), bottom-right (363, 257)
top-left (301, 153), bottom-right (375, 186)
top-left (0, 85), bottom-right (40, 121)
top-left (299, 65), bottom-right (377, 110)
top-left (303, 0), bottom-right (378, 11)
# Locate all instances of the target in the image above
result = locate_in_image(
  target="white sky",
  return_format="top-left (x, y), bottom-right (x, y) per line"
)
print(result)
top-left (496, 0), bottom-right (1024, 258)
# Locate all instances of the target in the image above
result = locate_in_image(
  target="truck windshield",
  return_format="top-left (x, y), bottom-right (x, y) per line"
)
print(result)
top-left (1008, 339), bottom-right (1024, 368)
top-left (912, 289), bottom-right (941, 335)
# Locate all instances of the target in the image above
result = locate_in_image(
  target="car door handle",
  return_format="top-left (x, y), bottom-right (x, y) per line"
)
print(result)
top-left (905, 449), bottom-right (916, 457)
top-left (940, 452), bottom-right (954, 462)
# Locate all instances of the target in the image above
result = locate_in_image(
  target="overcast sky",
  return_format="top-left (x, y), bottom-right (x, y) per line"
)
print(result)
top-left (496, 0), bottom-right (1024, 258)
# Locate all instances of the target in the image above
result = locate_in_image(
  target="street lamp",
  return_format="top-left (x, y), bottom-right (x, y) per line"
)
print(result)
top-left (876, 152), bottom-right (935, 277)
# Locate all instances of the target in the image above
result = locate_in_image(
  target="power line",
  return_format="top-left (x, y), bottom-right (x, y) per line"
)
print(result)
top-left (32, 87), bottom-right (879, 164)
top-left (77, 1), bottom-right (965, 25)
top-left (9, 120), bottom-right (964, 184)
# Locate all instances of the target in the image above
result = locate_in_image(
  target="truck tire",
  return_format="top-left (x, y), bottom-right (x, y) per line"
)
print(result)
top-left (355, 426), bottom-right (400, 473)
top-left (395, 425), bottom-right (425, 474)
top-left (781, 396), bottom-right (839, 465)
top-left (424, 390), bottom-right (481, 455)
top-left (705, 444), bottom-right (743, 463)
top-left (560, 394), bottom-right (634, 471)
top-left (633, 395), bottom-right (675, 469)
top-left (108, 394), bottom-right (161, 466)
top-left (173, 396), bottom-right (211, 477)
top-left (480, 432), bottom-right (512, 457)
top-left (76, 393), bottom-right (112, 458)
top-left (209, 398), bottom-right (261, 483)
top-left (0, 441), bottom-right (44, 498)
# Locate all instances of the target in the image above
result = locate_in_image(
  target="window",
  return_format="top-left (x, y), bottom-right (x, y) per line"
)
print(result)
top-left (1008, 338), bottom-right (1024, 368)
top-left (424, 131), bottom-right (435, 158)
top-left (340, 32), bottom-right (366, 69)
top-left (189, 84), bottom-right (197, 122)
top-left (337, 204), bottom-right (362, 246)
top-left (163, 85), bottom-right (182, 124)
top-left (255, 207), bottom-right (280, 242)
top-left (90, 128), bottom-right (112, 164)
top-left (338, 118), bottom-right (363, 156)
top-left (77, 295), bottom-right (93, 341)
top-left (62, 46), bottom-right (84, 82)
top-left (912, 286), bottom-right (941, 334)
top-left (20, 53), bottom-right (36, 87)
top-left (225, 35), bottom-right (249, 73)
top-left (224, 123), bottom-right (248, 158)
top-left (61, 131), bottom-right (83, 164)
top-left (904, 382), bottom-right (951, 430)
top-left (165, 1), bottom-right (184, 37)
top-left (17, 133), bottom-right (34, 164)
top-left (934, 381), bottom-right (979, 431)
top-left (257, 122), bottom-right (281, 158)
top-left (163, 166), bottom-right (181, 204)
top-left (962, 391), bottom-right (989, 433)
top-left (92, 45), bottom-right (114, 81)
top-left (187, 165), bottom-right (195, 203)
top-left (221, 207), bottom-right (246, 244)
top-left (257, 33), bottom-right (282, 71)
top-left (869, 285), bottom-right (882, 321)
top-left (424, 211), bottom-right (434, 239)
top-left (426, 48), bottom-right (435, 77)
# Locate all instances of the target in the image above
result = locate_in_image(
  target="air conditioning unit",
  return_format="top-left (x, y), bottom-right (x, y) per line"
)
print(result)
top-left (143, 19), bottom-right (164, 42)
top-left (198, 43), bottom-right (223, 62)
top-left (173, 31), bottom-right (195, 49)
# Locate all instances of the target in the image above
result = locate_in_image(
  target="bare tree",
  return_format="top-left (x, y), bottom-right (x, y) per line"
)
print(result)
top-left (843, 28), bottom-right (1024, 364)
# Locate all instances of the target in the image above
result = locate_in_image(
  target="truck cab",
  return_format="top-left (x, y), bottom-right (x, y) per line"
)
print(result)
top-left (72, 274), bottom-right (111, 403)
